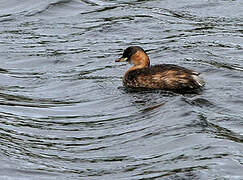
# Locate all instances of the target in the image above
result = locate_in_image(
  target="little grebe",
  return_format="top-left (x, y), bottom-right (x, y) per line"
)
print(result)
top-left (115, 46), bottom-right (205, 91)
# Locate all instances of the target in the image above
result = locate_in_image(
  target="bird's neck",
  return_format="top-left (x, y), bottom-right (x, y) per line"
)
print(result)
top-left (127, 50), bottom-right (150, 72)
top-left (128, 63), bottom-right (148, 72)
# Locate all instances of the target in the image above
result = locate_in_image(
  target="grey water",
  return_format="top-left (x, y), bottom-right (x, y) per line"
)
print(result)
top-left (0, 0), bottom-right (243, 179)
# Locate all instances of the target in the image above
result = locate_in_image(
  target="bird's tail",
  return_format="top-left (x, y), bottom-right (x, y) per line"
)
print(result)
top-left (191, 74), bottom-right (205, 87)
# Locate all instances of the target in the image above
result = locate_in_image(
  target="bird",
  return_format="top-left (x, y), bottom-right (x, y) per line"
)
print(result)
top-left (115, 46), bottom-right (205, 92)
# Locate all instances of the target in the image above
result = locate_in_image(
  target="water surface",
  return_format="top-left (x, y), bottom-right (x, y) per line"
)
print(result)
top-left (0, 0), bottom-right (243, 179)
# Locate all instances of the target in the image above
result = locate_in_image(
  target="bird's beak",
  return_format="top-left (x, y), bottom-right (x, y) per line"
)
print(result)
top-left (115, 57), bottom-right (128, 62)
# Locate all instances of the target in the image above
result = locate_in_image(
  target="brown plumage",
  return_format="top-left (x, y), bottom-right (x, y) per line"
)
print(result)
top-left (115, 46), bottom-right (205, 92)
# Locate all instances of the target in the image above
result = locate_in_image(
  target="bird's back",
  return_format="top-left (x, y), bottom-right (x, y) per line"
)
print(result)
top-left (123, 64), bottom-right (205, 91)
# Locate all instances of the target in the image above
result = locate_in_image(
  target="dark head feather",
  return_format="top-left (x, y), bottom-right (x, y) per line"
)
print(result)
top-left (122, 46), bottom-right (146, 62)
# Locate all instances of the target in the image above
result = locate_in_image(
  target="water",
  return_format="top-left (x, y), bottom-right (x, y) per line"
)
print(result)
top-left (0, 0), bottom-right (243, 179)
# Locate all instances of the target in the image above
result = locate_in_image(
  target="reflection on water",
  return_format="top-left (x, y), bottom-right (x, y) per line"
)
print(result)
top-left (0, 0), bottom-right (243, 179)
